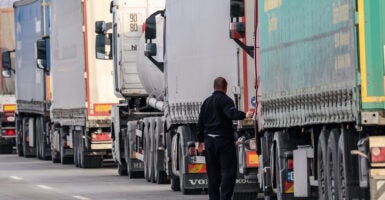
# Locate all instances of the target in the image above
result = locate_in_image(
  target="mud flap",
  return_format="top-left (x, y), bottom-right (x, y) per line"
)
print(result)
top-left (370, 169), bottom-right (385, 200)
top-left (182, 173), bottom-right (208, 190)
top-left (234, 173), bottom-right (260, 193)
top-left (130, 159), bottom-right (144, 172)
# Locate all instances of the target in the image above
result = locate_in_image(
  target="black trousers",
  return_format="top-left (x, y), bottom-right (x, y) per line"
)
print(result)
top-left (204, 136), bottom-right (237, 200)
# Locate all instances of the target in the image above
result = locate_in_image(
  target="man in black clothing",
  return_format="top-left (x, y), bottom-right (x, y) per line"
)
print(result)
top-left (197, 77), bottom-right (253, 200)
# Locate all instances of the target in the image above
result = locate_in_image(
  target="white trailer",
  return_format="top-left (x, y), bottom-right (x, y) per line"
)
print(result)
top-left (95, 0), bottom-right (259, 197)
top-left (49, 0), bottom-right (121, 167)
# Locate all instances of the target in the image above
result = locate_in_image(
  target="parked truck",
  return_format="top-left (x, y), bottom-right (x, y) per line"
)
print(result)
top-left (230, 0), bottom-right (385, 199)
top-left (1, 0), bottom-right (52, 159)
top-left (44, 0), bottom-right (121, 168)
top-left (100, 0), bottom-right (166, 179)
top-left (95, 0), bottom-right (259, 198)
top-left (0, 3), bottom-right (17, 154)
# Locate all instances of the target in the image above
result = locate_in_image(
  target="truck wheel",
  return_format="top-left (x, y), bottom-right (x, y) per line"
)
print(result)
top-left (16, 117), bottom-right (24, 157)
top-left (338, 128), bottom-right (362, 200)
top-left (51, 149), bottom-right (60, 163)
top-left (42, 122), bottom-right (52, 160)
top-left (317, 128), bottom-right (329, 200)
top-left (178, 133), bottom-right (193, 195)
top-left (118, 161), bottom-right (128, 176)
top-left (170, 177), bottom-right (180, 192)
top-left (143, 120), bottom-right (151, 182)
top-left (73, 131), bottom-right (78, 167)
top-left (326, 129), bottom-right (340, 199)
top-left (149, 118), bottom-right (156, 183)
top-left (35, 120), bottom-right (41, 159)
top-left (154, 118), bottom-right (169, 184)
top-left (170, 133), bottom-right (181, 192)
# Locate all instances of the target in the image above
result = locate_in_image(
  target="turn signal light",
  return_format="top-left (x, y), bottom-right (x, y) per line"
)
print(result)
top-left (371, 147), bottom-right (385, 163)
top-left (188, 146), bottom-right (196, 156)
top-left (287, 159), bottom-right (294, 170)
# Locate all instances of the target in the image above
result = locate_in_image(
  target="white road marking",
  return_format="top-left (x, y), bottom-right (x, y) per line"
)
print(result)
top-left (72, 195), bottom-right (91, 200)
top-left (9, 176), bottom-right (23, 180)
top-left (37, 185), bottom-right (53, 190)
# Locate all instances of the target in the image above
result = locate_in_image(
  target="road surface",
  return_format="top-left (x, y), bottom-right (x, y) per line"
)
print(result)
top-left (0, 154), bottom-right (207, 200)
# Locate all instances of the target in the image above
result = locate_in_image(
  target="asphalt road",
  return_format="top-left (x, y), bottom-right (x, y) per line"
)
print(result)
top-left (0, 154), bottom-right (207, 200)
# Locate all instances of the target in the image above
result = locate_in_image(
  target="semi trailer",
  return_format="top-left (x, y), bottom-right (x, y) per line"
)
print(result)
top-left (0, 4), bottom-right (16, 154)
top-left (45, 0), bottom-right (121, 167)
top-left (95, 0), bottom-right (259, 198)
top-left (2, 0), bottom-right (52, 159)
top-left (230, 0), bottom-right (385, 199)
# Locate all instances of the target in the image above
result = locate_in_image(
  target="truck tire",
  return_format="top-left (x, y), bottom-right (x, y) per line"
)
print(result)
top-left (271, 131), bottom-right (297, 200)
top-left (326, 129), bottom-right (340, 200)
top-left (338, 128), bottom-right (363, 200)
top-left (171, 177), bottom-right (180, 192)
top-left (36, 117), bottom-right (50, 160)
top-left (73, 131), bottom-right (79, 167)
top-left (16, 117), bottom-right (24, 157)
top-left (118, 161), bottom-right (128, 176)
top-left (51, 150), bottom-right (60, 163)
top-left (35, 119), bottom-right (41, 159)
top-left (170, 133), bottom-right (181, 192)
top-left (317, 128), bottom-right (329, 200)
top-left (154, 117), bottom-right (169, 184)
top-left (149, 118), bottom-right (156, 183)
top-left (154, 117), bottom-right (170, 184)
top-left (143, 119), bottom-right (151, 182)
top-left (178, 127), bottom-right (195, 195)
top-left (260, 131), bottom-right (274, 196)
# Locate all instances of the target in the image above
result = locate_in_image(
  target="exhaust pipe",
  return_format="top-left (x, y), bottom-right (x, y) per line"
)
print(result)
top-left (147, 97), bottom-right (164, 111)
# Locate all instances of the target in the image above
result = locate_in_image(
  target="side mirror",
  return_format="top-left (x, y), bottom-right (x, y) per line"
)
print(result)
top-left (1, 50), bottom-right (15, 77)
top-left (2, 51), bottom-right (12, 70)
top-left (144, 43), bottom-right (157, 57)
top-left (229, 22), bottom-right (245, 39)
top-left (95, 21), bottom-right (112, 60)
top-left (145, 16), bottom-right (157, 40)
top-left (229, 0), bottom-right (245, 39)
top-left (230, 0), bottom-right (245, 18)
top-left (36, 38), bottom-right (50, 71)
top-left (95, 21), bottom-right (106, 34)
top-left (2, 70), bottom-right (11, 78)
top-left (96, 34), bottom-right (106, 59)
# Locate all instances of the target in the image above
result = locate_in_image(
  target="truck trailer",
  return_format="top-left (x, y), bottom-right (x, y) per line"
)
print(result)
top-left (0, 4), bottom-right (17, 154)
top-left (102, 0), bottom-right (166, 179)
top-left (2, 0), bottom-right (52, 159)
top-left (45, 0), bottom-right (121, 168)
top-left (95, 0), bottom-right (259, 198)
top-left (230, 0), bottom-right (385, 199)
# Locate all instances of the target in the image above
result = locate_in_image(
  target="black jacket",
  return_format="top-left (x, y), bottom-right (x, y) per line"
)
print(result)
top-left (197, 91), bottom-right (246, 142)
